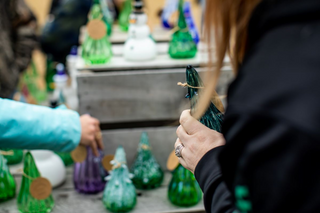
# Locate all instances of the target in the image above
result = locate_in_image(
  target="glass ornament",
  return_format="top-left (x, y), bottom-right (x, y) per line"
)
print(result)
top-left (118, 0), bottom-right (132, 32)
top-left (73, 147), bottom-right (108, 194)
top-left (168, 0), bottom-right (197, 59)
top-left (103, 146), bottom-right (136, 212)
top-left (17, 152), bottom-right (54, 213)
top-left (2, 149), bottom-right (23, 165)
top-left (130, 132), bottom-right (164, 189)
top-left (81, 1), bottom-right (112, 65)
top-left (0, 153), bottom-right (16, 202)
top-left (55, 152), bottom-right (73, 167)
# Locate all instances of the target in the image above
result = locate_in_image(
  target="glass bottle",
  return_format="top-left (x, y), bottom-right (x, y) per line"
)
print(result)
top-left (130, 132), bottom-right (164, 189)
top-left (0, 153), bottom-right (16, 202)
top-left (185, 65), bottom-right (224, 131)
top-left (103, 146), bottom-right (136, 212)
top-left (168, 164), bottom-right (202, 207)
top-left (73, 147), bottom-right (108, 194)
top-left (2, 149), bottom-right (23, 165)
top-left (168, 0), bottom-right (197, 59)
top-left (81, 1), bottom-right (113, 65)
top-left (118, 0), bottom-right (132, 32)
top-left (17, 152), bottom-right (54, 213)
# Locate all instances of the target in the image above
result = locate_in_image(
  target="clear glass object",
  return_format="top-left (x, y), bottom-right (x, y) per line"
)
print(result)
top-left (17, 152), bottom-right (55, 213)
top-left (73, 147), bottom-right (108, 194)
top-left (2, 149), bottom-right (23, 165)
top-left (118, 0), bottom-right (132, 31)
top-left (130, 132), bottom-right (164, 189)
top-left (168, 0), bottom-right (197, 59)
top-left (103, 146), bottom-right (136, 212)
top-left (0, 153), bottom-right (16, 202)
top-left (185, 65), bottom-right (224, 132)
top-left (168, 164), bottom-right (202, 207)
top-left (81, 1), bottom-right (113, 65)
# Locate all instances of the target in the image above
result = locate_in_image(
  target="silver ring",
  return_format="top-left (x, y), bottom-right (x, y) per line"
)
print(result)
top-left (175, 144), bottom-right (184, 158)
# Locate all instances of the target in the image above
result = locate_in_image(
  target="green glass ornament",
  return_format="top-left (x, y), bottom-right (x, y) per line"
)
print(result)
top-left (103, 146), bottom-right (136, 213)
top-left (45, 55), bottom-right (55, 92)
top-left (168, 164), bottom-right (202, 207)
top-left (185, 65), bottom-right (224, 132)
top-left (55, 152), bottom-right (73, 166)
top-left (2, 149), bottom-right (23, 165)
top-left (99, 0), bottom-right (113, 36)
top-left (0, 153), bottom-right (16, 202)
top-left (130, 132), bottom-right (164, 189)
top-left (118, 0), bottom-right (132, 32)
top-left (81, 1), bottom-right (113, 65)
top-left (168, 0), bottom-right (197, 59)
top-left (17, 152), bottom-right (54, 213)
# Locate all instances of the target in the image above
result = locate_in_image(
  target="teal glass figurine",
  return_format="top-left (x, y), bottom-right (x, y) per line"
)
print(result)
top-left (2, 149), bottom-right (23, 165)
top-left (185, 65), bottom-right (224, 131)
top-left (81, 0), bottom-right (113, 65)
top-left (103, 146), bottom-right (136, 212)
top-left (118, 0), bottom-right (132, 32)
top-left (0, 153), bottom-right (16, 201)
top-left (168, 0), bottom-right (197, 59)
top-left (17, 152), bottom-right (55, 213)
top-left (168, 164), bottom-right (202, 207)
top-left (130, 132), bottom-right (164, 189)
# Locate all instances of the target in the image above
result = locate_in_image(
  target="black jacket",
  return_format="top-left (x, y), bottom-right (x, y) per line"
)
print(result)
top-left (194, 0), bottom-right (320, 212)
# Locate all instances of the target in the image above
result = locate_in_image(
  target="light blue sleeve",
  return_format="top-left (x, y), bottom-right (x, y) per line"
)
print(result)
top-left (0, 98), bottom-right (81, 152)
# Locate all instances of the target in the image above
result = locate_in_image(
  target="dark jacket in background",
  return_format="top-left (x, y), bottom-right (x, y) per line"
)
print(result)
top-left (0, 0), bottom-right (37, 98)
top-left (194, 0), bottom-right (320, 212)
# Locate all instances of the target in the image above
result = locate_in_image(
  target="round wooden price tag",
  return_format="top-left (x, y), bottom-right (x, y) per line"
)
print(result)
top-left (87, 19), bottom-right (106, 40)
top-left (167, 150), bottom-right (179, 171)
top-left (30, 177), bottom-right (52, 200)
top-left (71, 145), bottom-right (87, 163)
top-left (102, 155), bottom-right (114, 171)
top-left (169, 11), bottom-right (179, 26)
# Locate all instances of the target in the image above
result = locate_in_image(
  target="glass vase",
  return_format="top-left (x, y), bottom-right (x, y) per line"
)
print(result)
top-left (73, 147), bottom-right (108, 194)
top-left (103, 146), bottom-right (136, 212)
top-left (0, 153), bottom-right (16, 202)
top-left (2, 149), bottom-right (23, 165)
top-left (130, 132), bottom-right (164, 189)
top-left (168, 0), bottom-right (197, 59)
top-left (17, 152), bottom-right (54, 213)
top-left (168, 164), bottom-right (202, 207)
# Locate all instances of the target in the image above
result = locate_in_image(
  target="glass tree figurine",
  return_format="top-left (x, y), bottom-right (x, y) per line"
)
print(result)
top-left (2, 149), bottom-right (23, 165)
top-left (185, 65), bottom-right (224, 131)
top-left (0, 153), bottom-right (16, 202)
top-left (103, 146), bottom-right (136, 213)
top-left (73, 147), bottom-right (108, 194)
top-left (130, 132), bottom-right (164, 189)
top-left (118, 0), bottom-right (132, 32)
top-left (81, 0), bottom-right (112, 65)
top-left (17, 152), bottom-right (54, 213)
top-left (168, 0), bottom-right (197, 59)
top-left (168, 164), bottom-right (202, 207)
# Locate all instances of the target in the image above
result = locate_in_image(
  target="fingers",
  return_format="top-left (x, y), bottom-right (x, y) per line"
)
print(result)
top-left (176, 125), bottom-right (189, 141)
top-left (95, 124), bottom-right (104, 150)
top-left (90, 137), bottom-right (99, 157)
top-left (179, 109), bottom-right (204, 135)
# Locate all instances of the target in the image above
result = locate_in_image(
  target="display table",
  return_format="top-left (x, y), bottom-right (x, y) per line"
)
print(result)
top-left (1, 167), bottom-right (205, 213)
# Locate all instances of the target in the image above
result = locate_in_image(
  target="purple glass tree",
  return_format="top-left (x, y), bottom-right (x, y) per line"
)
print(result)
top-left (73, 147), bottom-right (108, 194)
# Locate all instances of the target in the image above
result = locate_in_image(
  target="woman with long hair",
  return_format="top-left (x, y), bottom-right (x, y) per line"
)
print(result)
top-left (175, 0), bottom-right (320, 212)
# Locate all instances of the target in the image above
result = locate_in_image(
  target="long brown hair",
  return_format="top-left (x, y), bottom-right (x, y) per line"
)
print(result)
top-left (193, 0), bottom-right (261, 119)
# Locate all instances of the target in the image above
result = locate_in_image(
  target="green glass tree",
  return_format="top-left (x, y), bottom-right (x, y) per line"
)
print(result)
top-left (168, 164), bottom-right (202, 207)
top-left (130, 132), bottom-right (164, 189)
top-left (81, 1), bottom-right (113, 65)
top-left (103, 146), bottom-right (136, 213)
top-left (118, 0), bottom-right (131, 32)
top-left (2, 149), bottom-right (23, 165)
top-left (0, 153), bottom-right (16, 202)
top-left (99, 0), bottom-right (113, 36)
top-left (55, 152), bottom-right (73, 166)
top-left (17, 152), bottom-right (54, 213)
top-left (185, 65), bottom-right (224, 131)
top-left (168, 0), bottom-right (197, 59)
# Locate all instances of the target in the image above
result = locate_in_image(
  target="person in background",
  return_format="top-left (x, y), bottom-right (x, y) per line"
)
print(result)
top-left (0, 98), bottom-right (103, 156)
top-left (0, 0), bottom-right (37, 99)
top-left (175, 0), bottom-right (320, 212)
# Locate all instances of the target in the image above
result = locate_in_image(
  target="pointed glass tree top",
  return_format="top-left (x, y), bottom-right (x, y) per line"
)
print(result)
top-left (185, 65), bottom-right (223, 132)
top-left (0, 153), bottom-right (16, 201)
